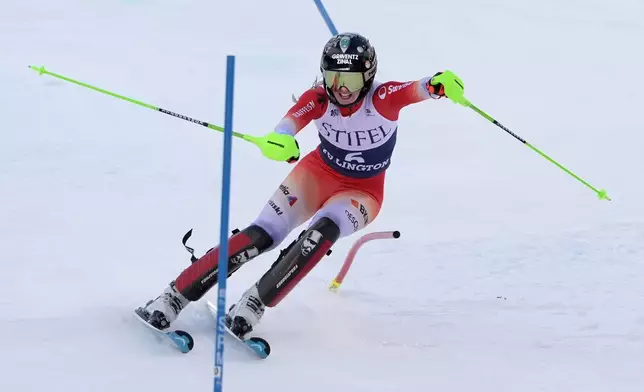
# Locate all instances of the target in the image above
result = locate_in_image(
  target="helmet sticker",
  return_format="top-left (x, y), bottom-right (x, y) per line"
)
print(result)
top-left (340, 36), bottom-right (350, 53)
top-left (331, 53), bottom-right (359, 65)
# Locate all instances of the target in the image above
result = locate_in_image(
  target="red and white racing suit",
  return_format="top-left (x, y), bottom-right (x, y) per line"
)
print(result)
top-left (252, 77), bottom-right (439, 248)
top-left (172, 76), bottom-right (441, 301)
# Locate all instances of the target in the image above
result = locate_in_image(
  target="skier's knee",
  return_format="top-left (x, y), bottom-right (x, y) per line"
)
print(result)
top-left (312, 201), bottom-right (369, 238)
top-left (251, 217), bottom-right (290, 250)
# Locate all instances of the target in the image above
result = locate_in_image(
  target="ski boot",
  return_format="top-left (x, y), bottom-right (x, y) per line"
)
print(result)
top-left (226, 283), bottom-right (265, 339)
top-left (136, 282), bottom-right (190, 330)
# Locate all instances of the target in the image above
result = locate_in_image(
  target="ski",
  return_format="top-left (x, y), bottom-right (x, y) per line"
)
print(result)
top-left (134, 307), bottom-right (195, 353)
top-left (206, 301), bottom-right (271, 359)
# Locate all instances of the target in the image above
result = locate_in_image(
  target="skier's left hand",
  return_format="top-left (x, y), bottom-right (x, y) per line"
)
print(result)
top-left (430, 70), bottom-right (470, 107)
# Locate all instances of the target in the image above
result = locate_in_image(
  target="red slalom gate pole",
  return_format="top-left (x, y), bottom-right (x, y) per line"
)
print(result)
top-left (329, 230), bottom-right (400, 291)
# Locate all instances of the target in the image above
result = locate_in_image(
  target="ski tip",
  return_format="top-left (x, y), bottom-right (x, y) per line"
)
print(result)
top-left (171, 330), bottom-right (195, 353)
top-left (247, 337), bottom-right (271, 358)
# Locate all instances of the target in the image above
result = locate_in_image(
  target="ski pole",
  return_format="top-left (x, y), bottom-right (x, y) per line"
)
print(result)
top-left (28, 65), bottom-right (276, 157)
top-left (430, 71), bottom-right (610, 201)
top-left (468, 103), bottom-right (611, 201)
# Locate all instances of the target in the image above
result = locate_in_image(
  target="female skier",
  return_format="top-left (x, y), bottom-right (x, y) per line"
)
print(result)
top-left (137, 32), bottom-right (466, 339)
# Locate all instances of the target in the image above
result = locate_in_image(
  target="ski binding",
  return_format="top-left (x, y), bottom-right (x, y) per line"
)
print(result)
top-left (206, 300), bottom-right (271, 359)
top-left (134, 307), bottom-right (194, 353)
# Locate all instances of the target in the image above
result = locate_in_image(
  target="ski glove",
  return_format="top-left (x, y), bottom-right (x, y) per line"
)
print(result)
top-left (429, 70), bottom-right (470, 107)
top-left (257, 131), bottom-right (300, 163)
top-left (426, 73), bottom-right (446, 98)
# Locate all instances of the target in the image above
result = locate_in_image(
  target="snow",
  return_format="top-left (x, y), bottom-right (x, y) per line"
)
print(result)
top-left (1, 0), bottom-right (643, 391)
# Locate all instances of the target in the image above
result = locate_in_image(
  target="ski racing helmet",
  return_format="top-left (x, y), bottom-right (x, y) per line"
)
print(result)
top-left (320, 33), bottom-right (378, 107)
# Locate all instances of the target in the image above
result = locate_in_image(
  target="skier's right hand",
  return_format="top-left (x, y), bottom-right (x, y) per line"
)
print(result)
top-left (257, 131), bottom-right (300, 163)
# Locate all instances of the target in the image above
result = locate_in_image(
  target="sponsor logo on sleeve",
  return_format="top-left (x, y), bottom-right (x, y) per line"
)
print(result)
top-left (378, 82), bottom-right (414, 99)
top-left (378, 86), bottom-right (387, 99)
top-left (387, 81), bottom-right (413, 95)
top-left (293, 100), bottom-right (315, 118)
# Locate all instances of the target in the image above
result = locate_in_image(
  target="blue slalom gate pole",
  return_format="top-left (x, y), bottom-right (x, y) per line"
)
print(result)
top-left (313, 0), bottom-right (338, 35)
top-left (214, 55), bottom-right (235, 392)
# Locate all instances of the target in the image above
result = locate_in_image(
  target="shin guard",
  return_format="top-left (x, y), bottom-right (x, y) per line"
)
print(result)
top-left (256, 217), bottom-right (340, 307)
top-left (175, 225), bottom-right (273, 301)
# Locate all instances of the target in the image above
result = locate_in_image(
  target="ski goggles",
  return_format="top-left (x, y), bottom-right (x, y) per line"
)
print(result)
top-left (323, 70), bottom-right (365, 93)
